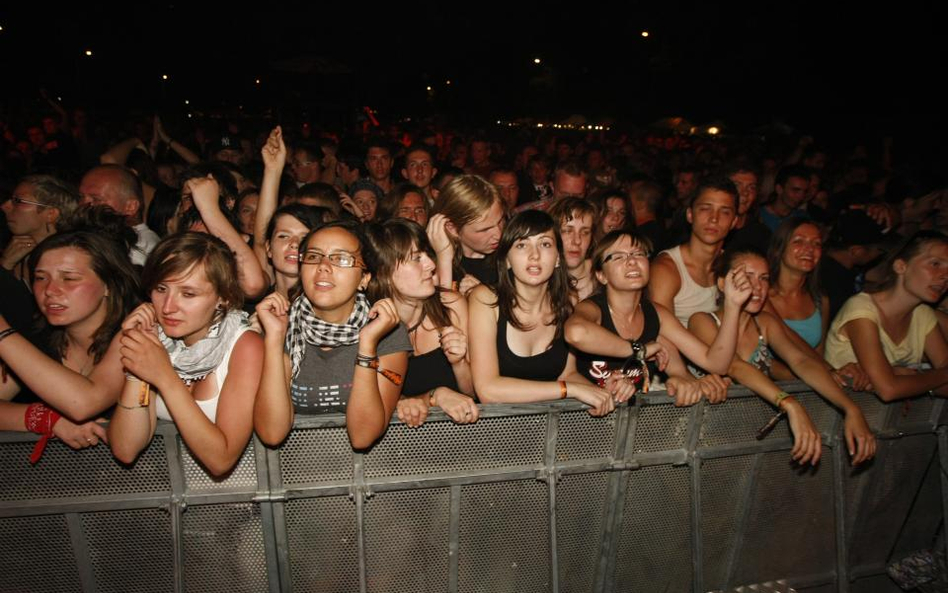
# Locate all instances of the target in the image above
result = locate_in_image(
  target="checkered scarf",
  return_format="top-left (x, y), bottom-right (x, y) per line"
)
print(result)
top-left (286, 292), bottom-right (370, 378)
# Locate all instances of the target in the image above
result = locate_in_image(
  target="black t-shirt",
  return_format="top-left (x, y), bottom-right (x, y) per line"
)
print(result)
top-left (458, 255), bottom-right (498, 287)
top-left (574, 292), bottom-right (661, 386)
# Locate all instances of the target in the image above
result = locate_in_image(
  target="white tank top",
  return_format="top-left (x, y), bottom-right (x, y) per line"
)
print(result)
top-left (155, 326), bottom-right (252, 424)
top-left (660, 245), bottom-right (719, 327)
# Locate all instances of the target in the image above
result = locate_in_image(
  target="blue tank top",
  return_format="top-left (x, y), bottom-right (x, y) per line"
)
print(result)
top-left (783, 308), bottom-right (822, 349)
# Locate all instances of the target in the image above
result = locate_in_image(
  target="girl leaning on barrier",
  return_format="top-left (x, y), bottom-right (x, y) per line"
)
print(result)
top-left (0, 231), bottom-right (140, 460)
top-left (364, 219), bottom-right (478, 428)
top-left (689, 248), bottom-right (877, 466)
top-left (107, 232), bottom-right (264, 477)
top-left (824, 230), bottom-right (948, 401)
top-left (253, 220), bottom-right (412, 449)
top-left (468, 211), bottom-right (634, 416)
top-left (564, 230), bottom-right (753, 409)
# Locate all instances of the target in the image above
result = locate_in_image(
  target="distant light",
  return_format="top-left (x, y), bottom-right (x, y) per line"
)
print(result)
top-left (255, 79), bottom-right (261, 84)
top-left (187, 113), bottom-right (192, 118)
top-left (426, 86), bottom-right (432, 91)
top-left (57, 96), bottom-right (62, 101)
top-left (641, 31), bottom-right (649, 38)
top-left (533, 58), bottom-right (541, 64)
top-left (162, 74), bottom-right (169, 80)
top-left (445, 80), bottom-right (451, 85)
top-left (0, 24), bottom-right (4, 32)
top-left (496, 120), bottom-right (501, 125)
top-left (85, 49), bottom-right (93, 56)
top-left (537, 123), bottom-right (543, 128)
top-left (708, 126), bottom-right (720, 135)
top-left (184, 99), bottom-right (189, 105)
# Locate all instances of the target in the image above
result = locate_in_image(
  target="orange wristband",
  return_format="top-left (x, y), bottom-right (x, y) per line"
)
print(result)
top-left (559, 381), bottom-right (568, 399)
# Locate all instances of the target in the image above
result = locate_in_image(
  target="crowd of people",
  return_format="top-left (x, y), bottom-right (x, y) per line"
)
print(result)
top-left (1, 106), bottom-right (947, 476)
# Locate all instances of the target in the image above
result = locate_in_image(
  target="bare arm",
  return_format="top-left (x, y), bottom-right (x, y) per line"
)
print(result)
top-left (442, 290), bottom-right (474, 395)
top-left (467, 286), bottom-right (613, 414)
top-left (113, 328), bottom-right (262, 476)
top-left (847, 318), bottom-right (948, 401)
top-left (253, 293), bottom-right (295, 446)
top-left (100, 137), bottom-right (146, 165)
top-left (564, 299), bottom-right (636, 359)
top-left (253, 127), bottom-right (287, 285)
top-left (154, 116), bottom-right (200, 164)
top-left (427, 214), bottom-right (456, 290)
top-left (347, 299), bottom-right (408, 449)
top-left (647, 254), bottom-right (681, 313)
top-left (0, 317), bottom-right (124, 421)
top-left (189, 176), bottom-right (268, 299)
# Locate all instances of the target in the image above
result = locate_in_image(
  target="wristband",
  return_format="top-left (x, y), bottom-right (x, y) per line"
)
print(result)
top-left (354, 356), bottom-right (403, 386)
top-left (0, 327), bottom-right (18, 343)
top-left (774, 391), bottom-right (791, 409)
top-left (24, 403), bottom-right (62, 464)
top-left (428, 388), bottom-right (438, 407)
top-left (559, 381), bottom-right (568, 399)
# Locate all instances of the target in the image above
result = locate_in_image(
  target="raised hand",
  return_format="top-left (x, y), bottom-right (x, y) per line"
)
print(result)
top-left (723, 263), bottom-right (753, 309)
top-left (255, 292), bottom-right (290, 339)
top-left (121, 303), bottom-right (158, 333)
top-left (439, 326), bottom-right (468, 364)
top-left (360, 298), bottom-right (401, 347)
top-left (261, 126), bottom-right (287, 171)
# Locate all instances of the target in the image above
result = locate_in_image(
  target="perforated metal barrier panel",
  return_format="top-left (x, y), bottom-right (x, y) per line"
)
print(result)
top-left (0, 382), bottom-right (944, 593)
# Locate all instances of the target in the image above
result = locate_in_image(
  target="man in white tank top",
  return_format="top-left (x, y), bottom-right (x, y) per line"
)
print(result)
top-left (650, 176), bottom-right (739, 393)
top-left (650, 176), bottom-right (739, 326)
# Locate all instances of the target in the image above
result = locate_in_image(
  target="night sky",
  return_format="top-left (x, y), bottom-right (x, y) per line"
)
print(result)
top-left (2, 2), bottom-right (945, 135)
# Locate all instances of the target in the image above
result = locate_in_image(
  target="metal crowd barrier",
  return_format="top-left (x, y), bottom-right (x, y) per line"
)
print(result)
top-left (1, 382), bottom-right (945, 593)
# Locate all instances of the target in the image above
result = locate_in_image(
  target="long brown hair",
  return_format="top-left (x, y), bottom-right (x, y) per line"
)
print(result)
top-left (364, 219), bottom-right (454, 330)
top-left (767, 217), bottom-right (823, 304)
top-left (494, 210), bottom-right (572, 338)
top-left (28, 231), bottom-right (141, 363)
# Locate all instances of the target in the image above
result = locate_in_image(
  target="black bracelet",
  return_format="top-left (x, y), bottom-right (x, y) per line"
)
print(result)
top-left (629, 340), bottom-right (645, 361)
top-left (0, 328), bottom-right (18, 344)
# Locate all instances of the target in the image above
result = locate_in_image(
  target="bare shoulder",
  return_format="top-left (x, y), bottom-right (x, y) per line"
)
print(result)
top-left (468, 284), bottom-right (498, 308)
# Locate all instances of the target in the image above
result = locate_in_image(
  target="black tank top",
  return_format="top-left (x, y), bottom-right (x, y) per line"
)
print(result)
top-left (496, 311), bottom-right (568, 382)
top-left (402, 347), bottom-right (461, 397)
top-left (575, 292), bottom-right (661, 386)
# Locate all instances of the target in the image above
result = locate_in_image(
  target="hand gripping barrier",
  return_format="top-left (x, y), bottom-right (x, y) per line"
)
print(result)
top-left (0, 381), bottom-right (945, 593)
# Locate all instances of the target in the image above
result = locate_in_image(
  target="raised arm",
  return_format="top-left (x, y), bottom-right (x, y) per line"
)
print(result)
top-left (101, 137), bottom-right (147, 165)
top-left (154, 116), bottom-right (200, 164)
top-left (347, 299), bottom-right (409, 449)
top-left (253, 127), bottom-right (287, 284)
top-left (189, 175), bottom-right (268, 299)
top-left (427, 214), bottom-right (456, 290)
top-left (113, 326), bottom-right (262, 476)
top-left (253, 293), bottom-right (295, 446)
top-left (442, 290), bottom-right (475, 395)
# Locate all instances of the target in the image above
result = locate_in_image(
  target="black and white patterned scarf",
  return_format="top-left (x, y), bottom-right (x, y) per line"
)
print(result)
top-left (157, 310), bottom-right (250, 384)
top-left (285, 292), bottom-right (370, 378)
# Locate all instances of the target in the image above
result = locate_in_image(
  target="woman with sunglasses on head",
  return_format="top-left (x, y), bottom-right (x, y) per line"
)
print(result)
top-left (468, 210), bottom-right (623, 416)
top-left (364, 219), bottom-right (478, 428)
top-left (254, 220), bottom-right (412, 449)
top-left (2, 175), bottom-right (80, 283)
top-left (108, 232), bottom-right (263, 477)
top-left (689, 248), bottom-right (876, 466)
top-left (0, 230), bottom-right (139, 459)
top-left (565, 230), bottom-right (753, 408)
top-left (824, 231), bottom-right (948, 402)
